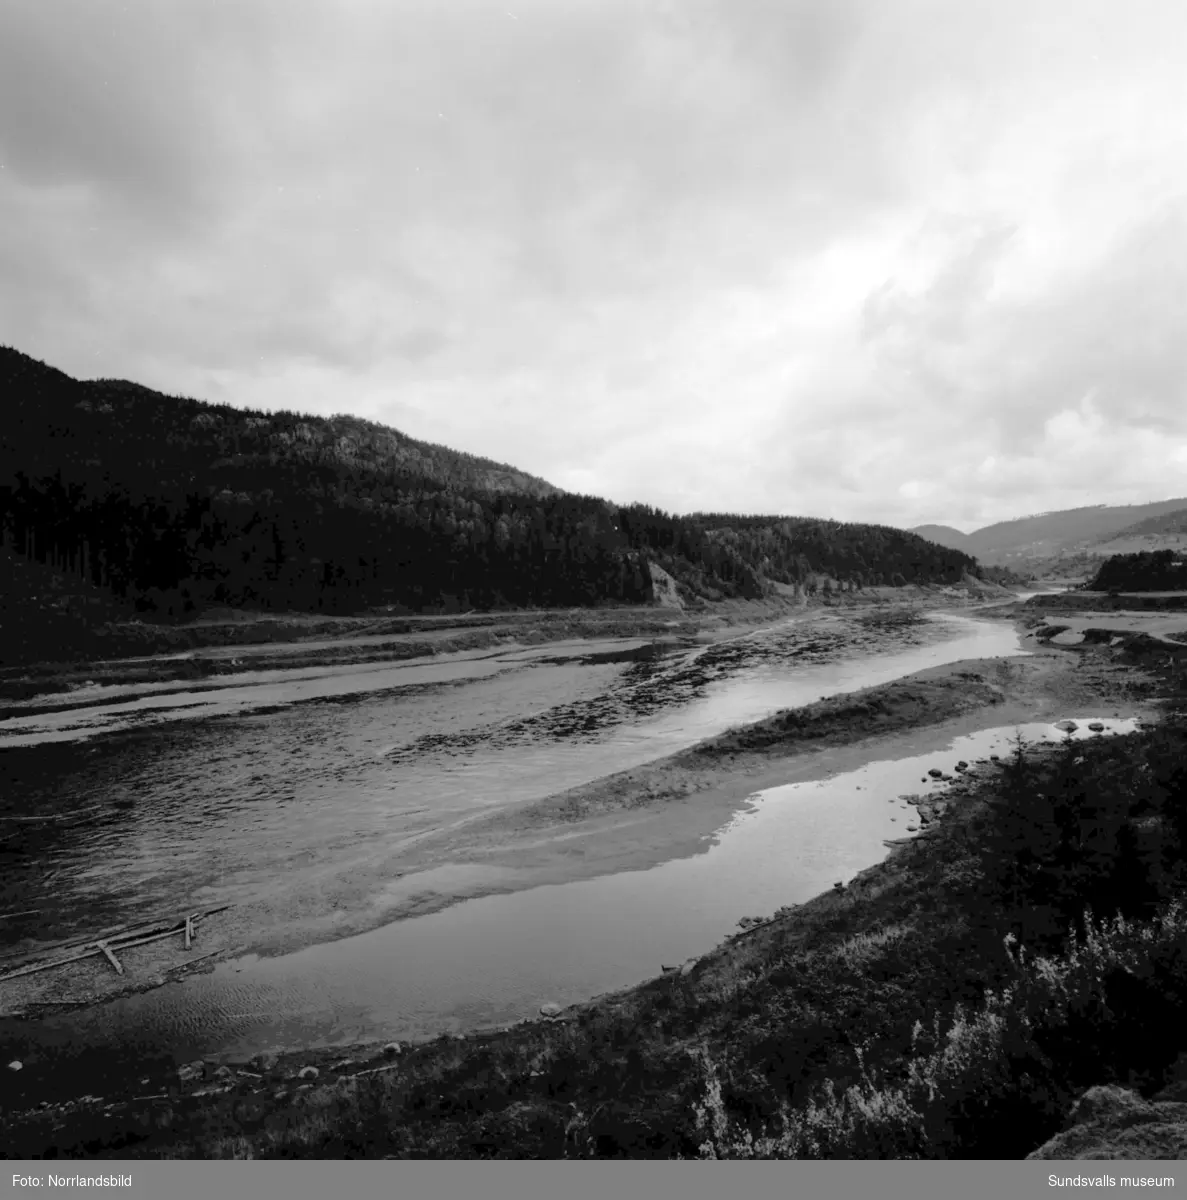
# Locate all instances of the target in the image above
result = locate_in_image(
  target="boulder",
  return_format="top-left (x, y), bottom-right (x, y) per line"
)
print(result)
top-left (177, 1061), bottom-right (204, 1084)
top-left (297, 1065), bottom-right (319, 1081)
top-left (539, 1002), bottom-right (562, 1019)
top-left (383, 1042), bottom-right (402, 1058)
top-left (1055, 720), bottom-right (1079, 733)
top-left (1088, 722), bottom-right (1106, 732)
top-left (928, 768), bottom-right (944, 778)
top-left (956, 760), bottom-right (969, 770)
top-left (6, 1060), bottom-right (22, 1072)
top-left (212, 1065), bottom-right (233, 1081)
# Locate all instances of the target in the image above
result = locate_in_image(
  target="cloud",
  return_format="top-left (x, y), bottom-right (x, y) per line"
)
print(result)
top-left (2, 0), bottom-right (1187, 530)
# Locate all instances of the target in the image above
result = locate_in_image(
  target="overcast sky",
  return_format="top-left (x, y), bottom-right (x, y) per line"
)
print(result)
top-left (3, 0), bottom-right (1187, 532)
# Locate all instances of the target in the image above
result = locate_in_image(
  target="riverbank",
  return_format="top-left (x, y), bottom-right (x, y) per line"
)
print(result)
top-left (2, 599), bottom-right (1182, 1155)
top-left (388, 641), bottom-right (1151, 896)
top-left (4, 623), bottom-right (1185, 1159)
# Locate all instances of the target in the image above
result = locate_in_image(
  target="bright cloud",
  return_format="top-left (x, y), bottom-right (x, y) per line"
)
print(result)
top-left (2, 0), bottom-right (1186, 531)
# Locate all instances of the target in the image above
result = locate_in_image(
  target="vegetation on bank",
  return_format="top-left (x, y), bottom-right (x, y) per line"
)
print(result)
top-left (1088, 550), bottom-right (1187, 593)
top-left (7, 645), bottom-right (1187, 1161)
top-left (2, 345), bottom-right (978, 666)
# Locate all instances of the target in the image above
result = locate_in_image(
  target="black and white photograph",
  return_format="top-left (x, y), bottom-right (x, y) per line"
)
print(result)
top-left (2, 0), bottom-right (1187, 1182)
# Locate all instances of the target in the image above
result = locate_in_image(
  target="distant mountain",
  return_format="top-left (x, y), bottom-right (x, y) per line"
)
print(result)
top-left (909, 524), bottom-right (973, 552)
top-left (912, 500), bottom-right (1187, 564)
top-left (0, 345), bottom-right (982, 662)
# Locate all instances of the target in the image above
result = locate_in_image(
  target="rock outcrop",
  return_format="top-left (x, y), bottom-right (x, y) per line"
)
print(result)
top-left (1027, 1085), bottom-right (1187, 1159)
top-left (646, 561), bottom-right (685, 610)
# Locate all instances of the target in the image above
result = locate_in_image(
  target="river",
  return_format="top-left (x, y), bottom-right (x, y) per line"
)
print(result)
top-left (0, 604), bottom-right (1054, 1096)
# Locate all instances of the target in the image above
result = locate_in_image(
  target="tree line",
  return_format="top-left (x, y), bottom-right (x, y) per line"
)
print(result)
top-left (1, 345), bottom-right (982, 621)
top-left (1088, 550), bottom-right (1187, 593)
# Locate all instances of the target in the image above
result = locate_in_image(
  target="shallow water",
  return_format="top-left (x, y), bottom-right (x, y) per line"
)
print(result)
top-left (0, 612), bottom-right (1023, 958)
top-left (1, 717), bottom-right (1139, 1087)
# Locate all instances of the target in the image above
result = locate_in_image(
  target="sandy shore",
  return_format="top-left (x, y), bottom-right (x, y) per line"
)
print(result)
top-left (375, 641), bottom-right (1156, 893)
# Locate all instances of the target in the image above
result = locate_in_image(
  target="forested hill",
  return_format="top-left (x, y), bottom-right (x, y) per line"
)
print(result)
top-left (1, 346), bottom-right (981, 630)
top-left (1087, 550), bottom-right (1187, 592)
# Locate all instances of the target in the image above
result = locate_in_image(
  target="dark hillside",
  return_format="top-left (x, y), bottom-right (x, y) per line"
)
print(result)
top-left (1, 346), bottom-right (980, 663)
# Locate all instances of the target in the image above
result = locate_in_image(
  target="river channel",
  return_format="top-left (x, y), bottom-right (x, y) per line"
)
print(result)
top-left (0, 606), bottom-right (1050, 1096)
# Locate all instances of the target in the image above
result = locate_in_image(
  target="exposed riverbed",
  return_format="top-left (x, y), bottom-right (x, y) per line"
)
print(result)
top-left (0, 602), bottom-right (1076, 1098)
top-left (64, 720), bottom-right (1145, 1058)
top-left (1, 608), bottom-right (1022, 970)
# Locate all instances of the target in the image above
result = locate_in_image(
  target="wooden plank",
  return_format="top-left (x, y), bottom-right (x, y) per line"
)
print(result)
top-left (108, 927), bottom-right (187, 953)
top-left (0, 946), bottom-right (103, 982)
top-left (96, 940), bottom-right (124, 975)
top-left (169, 948), bottom-right (221, 973)
top-left (0, 905), bottom-right (234, 980)
top-left (0, 918), bottom-right (181, 970)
